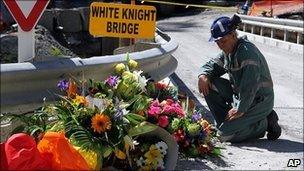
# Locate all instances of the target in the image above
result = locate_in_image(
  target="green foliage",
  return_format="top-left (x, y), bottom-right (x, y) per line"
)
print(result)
top-left (0, 106), bottom-right (56, 138)
top-left (50, 46), bottom-right (63, 56)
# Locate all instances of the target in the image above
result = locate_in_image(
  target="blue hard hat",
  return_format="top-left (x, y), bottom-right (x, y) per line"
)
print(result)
top-left (209, 16), bottom-right (233, 42)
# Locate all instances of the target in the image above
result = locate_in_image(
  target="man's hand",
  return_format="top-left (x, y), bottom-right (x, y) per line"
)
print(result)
top-left (198, 75), bottom-right (211, 96)
top-left (226, 108), bottom-right (244, 121)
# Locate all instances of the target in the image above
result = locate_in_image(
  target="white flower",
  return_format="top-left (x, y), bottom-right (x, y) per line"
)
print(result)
top-left (155, 141), bottom-right (168, 156)
top-left (132, 70), bottom-right (148, 91)
top-left (136, 157), bottom-right (145, 167)
top-left (123, 135), bottom-right (139, 150)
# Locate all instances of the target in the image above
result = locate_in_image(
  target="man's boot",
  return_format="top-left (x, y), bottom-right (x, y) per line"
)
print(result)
top-left (266, 110), bottom-right (281, 140)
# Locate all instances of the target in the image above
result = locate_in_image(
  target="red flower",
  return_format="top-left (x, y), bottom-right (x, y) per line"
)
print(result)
top-left (197, 144), bottom-right (212, 154)
top-left (158, 115), bottom-right (169, 128)
top-left (155, 82), bottom-right (168, 90)
top-left (173, 129), bottom-right (185, 142)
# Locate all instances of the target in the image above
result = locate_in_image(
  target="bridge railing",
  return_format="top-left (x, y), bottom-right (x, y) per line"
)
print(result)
top-left (238, 14), bottom-right (303, 44)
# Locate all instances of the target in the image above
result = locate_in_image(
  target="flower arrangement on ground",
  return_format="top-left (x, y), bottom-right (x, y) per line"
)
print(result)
top-left (145, 82), bottom-right (222, 157)
top-left (1, 54), bottom-right (222, 170)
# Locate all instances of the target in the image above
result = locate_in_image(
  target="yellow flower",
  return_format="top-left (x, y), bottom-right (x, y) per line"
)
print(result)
top-left (114, 148), bottom-right (126, 160)
top-left (73, 95), bottom-right (88, 106)
top-left (144, 145), bottom-right (162, 166)
top-left (91, 114), bottom-right (111, 133)
top-left (199, 119), bottom-right (210, 128)
top-left (122, 71), bottom-right (132, 78)
top-left (115, 63), bottom-right (126, 74)
top-left (128, 59), bottom-right (138, 69)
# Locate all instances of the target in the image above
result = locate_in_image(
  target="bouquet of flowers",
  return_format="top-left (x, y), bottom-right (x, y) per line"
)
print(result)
top-left (1, 54), bottom-right (222, 170)
top-left (145, 82), bottom-right (222, 158)
top-left (1, 55), bottom-right (172, 170)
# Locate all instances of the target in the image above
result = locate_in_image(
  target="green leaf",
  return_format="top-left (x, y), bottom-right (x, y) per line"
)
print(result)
top-left (128, 122), bottom-right (157, 137)
top-left (212, 147), bottom-right (222, 156)
top-left (29, 126), bottom-right (44, 137)
top-left (125, 113), bottom-right (146, 122)
top-left (103, 146), bottom-right (113, 158)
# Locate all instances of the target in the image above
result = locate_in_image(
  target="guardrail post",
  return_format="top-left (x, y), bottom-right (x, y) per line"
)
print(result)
top-left (251, 25), bottom-right (254, 34)
top-left (284, 30), bottom-right (289, 42)
top-left (243, 24), bottom-right (246, 31)
top-left (260, 27), bottom-right (263, 36)
top-left (297, 32), bottom-right (303, 44)
top-left (271, 28), bottom-right (275, 39)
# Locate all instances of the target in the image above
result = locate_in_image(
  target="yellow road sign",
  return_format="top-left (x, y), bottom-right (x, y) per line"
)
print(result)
top-left (89, 2), bottom-right (157, 39)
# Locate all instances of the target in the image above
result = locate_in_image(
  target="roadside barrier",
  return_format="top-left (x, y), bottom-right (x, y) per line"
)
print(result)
top-left (0, 29), bottom-right (178, 114)
top-left (238, 14), bottom-right (304, 44)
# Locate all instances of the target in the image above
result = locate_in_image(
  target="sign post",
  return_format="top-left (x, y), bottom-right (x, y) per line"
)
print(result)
top-left (3, 0), bottom-right (49, 63)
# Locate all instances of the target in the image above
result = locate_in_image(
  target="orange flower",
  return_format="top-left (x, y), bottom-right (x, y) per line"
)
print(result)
top-left (91, 114), bottom-right (112, 133)
top-left (67, 80), bottom-right (77, 98)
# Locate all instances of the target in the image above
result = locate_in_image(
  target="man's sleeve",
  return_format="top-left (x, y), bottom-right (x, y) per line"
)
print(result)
top-left (199, 52), bottom-right (226, 80)
top-left (235, 46), bottom-right (261, 113)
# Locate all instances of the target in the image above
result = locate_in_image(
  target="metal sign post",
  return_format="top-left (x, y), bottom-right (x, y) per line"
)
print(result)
top-left (18, 27), bottom-right (35, 62)
top-left (3, 0), bottom-right (49, 62)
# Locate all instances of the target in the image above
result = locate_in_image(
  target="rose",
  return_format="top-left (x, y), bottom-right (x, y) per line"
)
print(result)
top-left (158, 115), bottom-right (169, 128)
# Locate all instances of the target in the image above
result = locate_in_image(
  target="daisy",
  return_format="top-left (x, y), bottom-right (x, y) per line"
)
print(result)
top-left (91, 114), bottom-right (111, 133)
top-left (155, 141), bottom-right (168, 156)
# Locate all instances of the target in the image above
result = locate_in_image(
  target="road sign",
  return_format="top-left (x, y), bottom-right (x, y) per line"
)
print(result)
top-left (3, 0), bottom-right (49, 63)
top-left (3, 0), bottom-right (49, 32)
top-left (89, 2), bottom-right (157, 39)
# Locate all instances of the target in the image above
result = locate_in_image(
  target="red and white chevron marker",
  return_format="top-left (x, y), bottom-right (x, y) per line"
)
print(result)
top-left (3, 0), bottom-right (49, 62)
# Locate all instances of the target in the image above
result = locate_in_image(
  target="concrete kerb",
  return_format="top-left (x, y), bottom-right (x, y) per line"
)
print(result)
top-left (237, 30), bottom-right (303, 55)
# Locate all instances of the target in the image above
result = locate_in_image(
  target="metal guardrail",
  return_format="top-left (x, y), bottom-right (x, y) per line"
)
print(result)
top-left (238, 14), bottom-right (304, 44)
top-left (0, 29), bottom-right (178, 114)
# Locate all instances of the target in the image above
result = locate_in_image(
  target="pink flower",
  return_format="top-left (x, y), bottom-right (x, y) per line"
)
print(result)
top-left (165, 99), bottom-right (174, 105)
top-left (162, 105), bottom-right (174, 115)
top-left (151, 99), bottom-right (160, 107)
top-left (158, 115), bottom-right (169, 128)
top-left (171, 102), bottom-right (185, 117)
top-left (148, 106), bottom-right (161, 117)
top-left (175, 107), bottom-right (185, 118)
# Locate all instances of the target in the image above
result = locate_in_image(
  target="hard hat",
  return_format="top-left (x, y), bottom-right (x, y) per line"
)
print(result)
top-left (209, 16), bottom-right (233, 42)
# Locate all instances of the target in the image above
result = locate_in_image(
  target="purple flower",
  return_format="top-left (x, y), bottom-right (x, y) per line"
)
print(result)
top-left (191, 111), bottom-right (202, 122)
top-left (57, 79), bottom-right (69, 91)
top-left (105, 76), bottom-right (119, 87)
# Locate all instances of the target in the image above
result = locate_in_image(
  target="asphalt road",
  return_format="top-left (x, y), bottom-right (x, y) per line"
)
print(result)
top-left (157, 9), bottom-right (303, 170)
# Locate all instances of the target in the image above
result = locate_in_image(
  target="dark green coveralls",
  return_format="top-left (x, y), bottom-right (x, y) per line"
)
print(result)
top-left (200, 36), bottom-right (274, 142)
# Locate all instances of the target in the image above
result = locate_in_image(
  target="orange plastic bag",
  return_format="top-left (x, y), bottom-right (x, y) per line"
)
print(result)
top-left (37, 131), bottom-right (90, 170)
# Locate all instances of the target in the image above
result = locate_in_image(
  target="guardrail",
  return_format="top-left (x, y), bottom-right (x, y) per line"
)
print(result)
top-left (237, 14), bottom-right (303, 44)
top-left (0, 29), bottom-right (178, 114)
